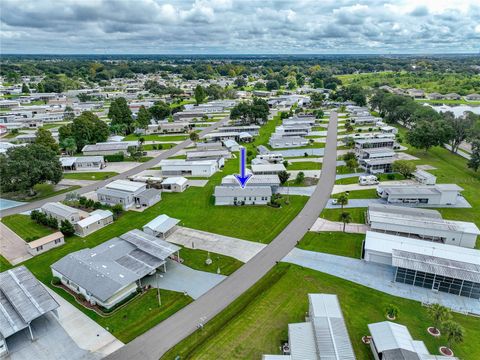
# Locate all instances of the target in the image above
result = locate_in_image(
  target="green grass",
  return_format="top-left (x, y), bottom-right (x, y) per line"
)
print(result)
top-left (63, 172), bottom-right (118, 180)
top-left (3, 132), bottom-right (25, 138)
top-left (162, 263), bottom-right (480, 360)
top-left (180, 247), bottom-right (243, 276)
top-left (124, 134), bottom-right (188, 141)
top-left (244, 114), bottom-right (283, 157)
top-left (332, 188), bottom-right (378, 199)
top-left (143, 144), bottom-right (176, 150)
top-left (275, 142), bottom-right (325, 151)
top-left (1, 214), bottom-right (55, 241)
top-left (321, 208), bottom-right (366, 224)
top-left (287, 161), bottom-right (322, 170)
top-left (0, 255), bottom-right (13, 272)
top-left (336, 166), bottom-right (362, 175)
top-left (297, 231), bottom-right (364, 258)
top-left (1, 184), bottom-right (81, 202)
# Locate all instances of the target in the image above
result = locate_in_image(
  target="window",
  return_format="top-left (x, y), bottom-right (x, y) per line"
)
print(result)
top-left (36, 245), bottom-right (43, 252)
top-left (54, 239), bottom-right (61, 244)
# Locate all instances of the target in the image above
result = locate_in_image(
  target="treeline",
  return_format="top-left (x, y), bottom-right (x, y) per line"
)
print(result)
top-left (370, 90), bottom-right (480, 171)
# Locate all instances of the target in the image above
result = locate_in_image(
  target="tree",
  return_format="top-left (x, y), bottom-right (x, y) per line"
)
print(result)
top-left (108, 97), bottom-right (134, 134)
top-left (234, 77), bottom-right (247, 88)
top-left (266, 80), bottom-right (280, 91)
top-left (407, 120), bottom-right (448, 153)
top-left (427, 304), bottom-right (451, 334)
top-left (0, 144), bottom-right (62, 195)
top-left (59, 111), bottom-right (109, 152)
top-left (295, 171), bottom-right (305, 185)
top-left (61, 137), bottom-right (77, 156)
top-left (60, 219), bottom-right (75, 237)
top-left (443, 111), bottom-right (475, 153)
top-left (194, 85), bottom-right (207, 105)
top-left (442, 320), bottom-right (464, 351)
top-left (385, 304), bottom-right (399, 319)
top-left (205, 84), bottom-right (225, 99)
top-left (278, 170), bottom-right (290, 185)
top-left (230, 102), bottom-right (252, 125)
top-left (127, 146), bottom-right (141, 161)
top-left (135, 106), bottom-right (152, 130)
top-left (35, 127), bottom-right (59, 153)
top-left (345, 158), bottom-right (358, 172)
top-left (392, 160), bottom-right (416, 178)
top-left (339, 211), bottom-right (352, 232)
top-left (189, 132), bottom-right (199, 142)
top-left (149, 101), bottom-right (171, 120)
top-left (314, 109), bottom-right (324, 119)
top-left (336, 194), bottom-right (349, 210)
top-left (467, 139), bottom-right (480, 172)
top-left (22, 83), bottom-right (30, 94)
top-left (112, 203), bottom-right (124, 219)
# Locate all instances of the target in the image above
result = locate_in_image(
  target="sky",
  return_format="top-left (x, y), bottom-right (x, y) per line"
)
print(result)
top-left (1, 0), bottom-right (479, 54)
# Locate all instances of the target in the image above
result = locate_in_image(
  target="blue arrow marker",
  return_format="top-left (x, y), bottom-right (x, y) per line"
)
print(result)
top-left (234, 146), bottom-right (252, 188)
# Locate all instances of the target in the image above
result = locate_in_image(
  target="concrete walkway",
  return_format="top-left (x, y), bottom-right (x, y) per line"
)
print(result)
top-left (0, 221), bottom-right (31, 265)
top-left (168, 227), bottom-right (265, 262)
top-left (310, 218), bottom-right (368, 233)
top-left (282, 248), bottom-right (480, 315)
top-left (59, 179), bottom-right (97, 187)
top-left (143, 260), bottom-right (226, 299)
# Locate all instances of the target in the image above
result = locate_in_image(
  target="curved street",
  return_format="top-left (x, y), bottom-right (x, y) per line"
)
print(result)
top-left (0, 116), bottom-right (231, 217)
top-left (105, 112), bottom-right (338, 360)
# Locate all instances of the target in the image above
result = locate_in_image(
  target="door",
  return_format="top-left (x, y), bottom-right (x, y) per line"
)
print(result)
top-left (433, 281), bottom-right (440, 291)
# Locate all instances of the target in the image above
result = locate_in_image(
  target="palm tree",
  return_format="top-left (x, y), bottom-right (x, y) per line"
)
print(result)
top-left (189, 131), bottom-right (199, 143)
top-left (339, 211), bottom-right (352, 232)
top-left (385, 304), bottom-right (399, 320)
top-left (442, 320), bottom-right (464, 351)
top-left (427, 304), bottom-right (451, 335)
top-left (336, 194), bottom-right (349, 210)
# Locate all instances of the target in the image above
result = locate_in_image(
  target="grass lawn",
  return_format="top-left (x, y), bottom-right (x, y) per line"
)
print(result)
top-left (180, 247), bottom-right (243, 276)
top-left (297, 231), bottom-right (364, 258)
top-left (332, 188), bottom-right (378, 199)
top-left (143, 144), bottom-right (176, 150)
top-left (63, 172), bottom-right (118, 180)
top-left (321, 208), bottom-right (366, 224)
top-left (1, 184), bottom-right (81, 202)
top-left (0, 255), bottom-right (12, 271)
top-left (124, 134), bottom-right (188, 141)
top-left (1, 214), bottom-right (55, 241)
top-left (3, 132), bottom-right (25, 139)
top-left (162, 263), bottom-right (480, 360)
top-left (287, 161), bottom-right (322, 171)
top-left (336, 166), bottom-right (362, 175)
top-left (244, 114), bottom-right (283, 157)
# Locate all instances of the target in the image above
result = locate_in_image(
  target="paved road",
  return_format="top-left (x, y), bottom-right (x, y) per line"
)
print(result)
top-left (0, 116), bottom-right (231, 217)
top-left (105, 112), bottom-right (338, 360)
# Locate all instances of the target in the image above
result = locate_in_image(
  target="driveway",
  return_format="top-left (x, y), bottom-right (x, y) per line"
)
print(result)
top-left (277, 186), bottom-right (316, 196)
top-left (288, 157), bottom-right (323, 163)
top-left (0, 221), bottom-right (31, 265)
top-left (143, 260), bottom-right (226, 299)
top-left (168, 227), bottom-right (264, 262)
top-left (310, 218), bottom-right (368, 233)
top-left (283, 248), bottom-right (480, 315)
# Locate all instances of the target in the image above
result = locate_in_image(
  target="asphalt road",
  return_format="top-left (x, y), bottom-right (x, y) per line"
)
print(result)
top-left (0, 116), bottom-right (231, 217)
top-left (105, 112), bottom-right (338, 360)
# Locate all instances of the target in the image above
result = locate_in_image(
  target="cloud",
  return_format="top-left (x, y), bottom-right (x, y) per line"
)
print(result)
top-left (0, 0), bottom-right (479, 54)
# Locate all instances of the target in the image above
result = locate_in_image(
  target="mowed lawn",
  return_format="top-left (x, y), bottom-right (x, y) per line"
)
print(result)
top-left (332, 188), bottom-right (378, 199)
top-left (297, 231), bottom-right (364, 258)
top-left (287, 161), bottom-right (322, 170)
top-left (162, 264), bottom-right (480, 360)
top-left (1, 214), bottom-right (55, 241)
top-left (63, 171), bottom-right (118, 180)
top-left (321, 207), bottom-right (366, 224)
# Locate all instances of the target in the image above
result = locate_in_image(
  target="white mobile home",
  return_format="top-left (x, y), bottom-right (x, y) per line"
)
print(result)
top-left (377, 184), bottom-right (463, 205)
top-left (97, 180), bottom-right (161, 209)
top-left (74, 209), bottom-right (114, 237)
top-left (251, 163), bottom-right (286, 175)
top-left (159, 159), bottom-right (218, 177)
top-left (41, 202), bottom-right (81, 224)
top-left (82, 141), bottom-right (138, 156)
top-left (161, 177), bottom-right (189, 192)
top-left (143, 214), bottom-right (180, 239)
top-left (27, 232), bottom-right (65, 256)
top-left (214, 186), bottom-right (272, 206)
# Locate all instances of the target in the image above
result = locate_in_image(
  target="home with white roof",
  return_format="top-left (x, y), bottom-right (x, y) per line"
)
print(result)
top-left (214, 186), bottom-right (272, 206)
top-left (96, 179), bottom-right (161, 210)
top-left (74, 209), bottom-right (114, 237)
top-left (143, 214), bottom-right (180, 239)
top-left (41, 202), bottom-right (81, 224)
top-left (159, 159), bottom-right (218, 177)
top-left (376, 184), bottom-right (464, 205)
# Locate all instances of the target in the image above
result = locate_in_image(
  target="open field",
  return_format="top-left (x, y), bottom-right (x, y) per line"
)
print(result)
top-left (63, 171), bottom-right (118, 180)
top-left (162, 263), bottom-right (480, 360)
top-left (297, 231), bottom-right (364, 258)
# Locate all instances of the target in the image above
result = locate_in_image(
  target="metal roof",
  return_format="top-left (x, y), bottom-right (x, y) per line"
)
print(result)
top-left (380, 184), bottom-right (462, 196)
top-left (0, 266), bottom-right (59, 338)
top-left (309, 294), bottom-right (356, 360)
top-left (221, 174), bottom-right (280, 186)
top-left (288, 322), bottom-right (317, 360)
top-left (51, 230), bottom-right (179, 302)
top-left (392, 249), bottom-right (480, 283)
top-left (82, 141), bottom-right (137, 152)
top-left (105, 180), bottom-right (146, 193)
top-left (76, 210), bottom-right (113, 228)
top-left (162, 177), bottom-right (188, 186)
top-left (214, 185), bottom-right (272, 197)
top-left (367, 204), bottom-right (441, 219)
top-left (143, 215), bottom-right (180, 234)
top-left (159, 159), bottom-right (217, 167)
top-left (41, 202), bottom-right (79, 218)
top-left (368, 322), bottom-right (416, 353)
top-left (251, 164), bottom-right (286, 172)
top-left (97, 187), bottom-right (132, 199)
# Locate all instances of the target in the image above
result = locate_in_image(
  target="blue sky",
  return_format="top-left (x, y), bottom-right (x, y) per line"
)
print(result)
top-left (1, 0), bottom-right (479, 54)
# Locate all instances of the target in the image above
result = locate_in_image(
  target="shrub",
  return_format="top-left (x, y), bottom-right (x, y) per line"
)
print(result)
top-left (52, 276), bottom-right (61, 285)
top-left (112, 203), bottom-right (124, 219)
top-left (60, 219), bottom-right (75, 236)
top-left (385, 304), bottom-right (399, 319)
top-left (387, 173), bottom-right (395, 180)
top-left (77, 294), bottom-right (86, 302)
top-left (93, 201), bottom-right (102, 209)
top-left (104, 153), bottom-right (125, 162)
